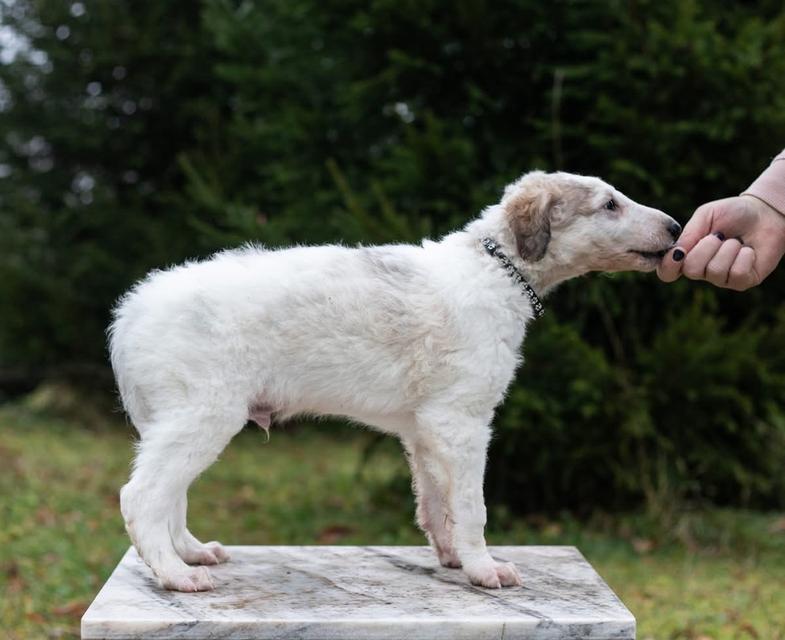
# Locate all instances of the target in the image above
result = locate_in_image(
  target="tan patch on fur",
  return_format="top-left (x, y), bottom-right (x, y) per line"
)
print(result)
top-left (559, 183), bottom-right (596, 216)
top-left (504, 185), bottom-right (557, 261)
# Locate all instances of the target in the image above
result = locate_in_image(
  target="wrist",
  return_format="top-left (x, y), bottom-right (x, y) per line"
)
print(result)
top-left (741, 194), bottom-right (785, 237)
top-left (742, 153), bottom-right (785, 216)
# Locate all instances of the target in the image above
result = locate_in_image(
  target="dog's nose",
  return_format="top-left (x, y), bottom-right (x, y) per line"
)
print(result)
top-left (667, 220), bottom-right (682, 240)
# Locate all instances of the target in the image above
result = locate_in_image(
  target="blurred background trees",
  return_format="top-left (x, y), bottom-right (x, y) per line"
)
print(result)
top-left (1, 0), bottom-right (785, 514)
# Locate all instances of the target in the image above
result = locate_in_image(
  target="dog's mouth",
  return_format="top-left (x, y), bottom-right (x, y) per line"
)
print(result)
top-left (628, 248), bottom-right (670, 261)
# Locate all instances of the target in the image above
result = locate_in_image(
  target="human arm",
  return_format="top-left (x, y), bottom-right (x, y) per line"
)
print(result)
top-left (657, 150), bottom-right (785, 290)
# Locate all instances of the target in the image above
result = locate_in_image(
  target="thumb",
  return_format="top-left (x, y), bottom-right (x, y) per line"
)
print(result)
top-left (657, 203), bottom-right (715, 283)
top-left (674, 203), bottom-right (716, 253)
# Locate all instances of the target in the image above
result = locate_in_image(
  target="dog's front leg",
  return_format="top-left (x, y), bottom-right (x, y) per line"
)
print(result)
top-left (415, 410), bottom-right (522, 589)
top-left (403, 437), bottom-right (461, 568)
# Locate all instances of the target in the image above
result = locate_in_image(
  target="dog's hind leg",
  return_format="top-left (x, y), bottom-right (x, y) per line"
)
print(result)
top-left (403, 438), bottom-right (461, 568)
top-left (120, 410), bottom-right (244, 591)
top-left (170, 495), bottom-right (231, 566)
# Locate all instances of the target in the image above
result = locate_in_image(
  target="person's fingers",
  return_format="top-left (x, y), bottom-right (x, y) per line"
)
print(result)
top-left (656, 246), bottom-right (685, 283)
top-left (659, 196), bottom-right (784, 290)
top-left (704, 239), bottom-right (743, 287)
top-left (675, 204), bottom-right (716, 254)
top-left (681, 233), bottom-right (723, 280)
top-left (657, 203), bottom-right (719, 284)
top-left (727, 246), bottom-right (757, 291)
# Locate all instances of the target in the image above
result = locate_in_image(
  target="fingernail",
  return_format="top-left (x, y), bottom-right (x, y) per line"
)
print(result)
top-left (714, 231), bottom-right (726, 241)
top-left (672, 248), bottom-right (685, 262)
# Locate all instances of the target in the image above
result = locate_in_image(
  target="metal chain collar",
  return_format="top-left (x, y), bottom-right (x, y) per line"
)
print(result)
top-left (480, 237), bottom-right (545, 319)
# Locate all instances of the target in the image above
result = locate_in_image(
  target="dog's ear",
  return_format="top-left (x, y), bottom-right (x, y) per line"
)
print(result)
top-left (504, 186), bottom-right (555, 262)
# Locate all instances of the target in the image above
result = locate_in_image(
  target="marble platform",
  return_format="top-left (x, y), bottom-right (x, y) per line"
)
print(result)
top-left (81, 546), bottom-right (635, 639)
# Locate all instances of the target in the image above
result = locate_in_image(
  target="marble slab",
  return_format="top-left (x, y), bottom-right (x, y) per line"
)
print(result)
top-left (81, 546), bottom-right (635, 639)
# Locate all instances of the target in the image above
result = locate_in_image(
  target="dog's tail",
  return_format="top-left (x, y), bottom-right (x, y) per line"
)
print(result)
top-left (107, 287), bottom-right (151, 429)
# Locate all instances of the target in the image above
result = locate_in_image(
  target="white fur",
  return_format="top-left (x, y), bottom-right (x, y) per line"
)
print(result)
top-left (110, 171), bottom-right (678, 591)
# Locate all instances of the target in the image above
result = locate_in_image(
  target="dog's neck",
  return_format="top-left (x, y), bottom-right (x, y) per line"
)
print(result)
top-left (460, 205), bottom-right (575, 296)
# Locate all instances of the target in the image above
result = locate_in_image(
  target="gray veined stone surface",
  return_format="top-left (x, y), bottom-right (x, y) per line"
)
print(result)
top-left (81, 546), bottom-right (635, 639)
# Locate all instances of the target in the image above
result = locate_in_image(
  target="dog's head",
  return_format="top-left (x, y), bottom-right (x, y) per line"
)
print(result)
top-left (501, 171), bottom-right (680, 274)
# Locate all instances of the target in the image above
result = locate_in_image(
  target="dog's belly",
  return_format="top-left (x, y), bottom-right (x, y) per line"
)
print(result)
top-left (274, 391), bottom-right (418, 426)
top-left (339, 410), bottom-right (417, 436)
top-left (248, 392), bottom-right (415, 437)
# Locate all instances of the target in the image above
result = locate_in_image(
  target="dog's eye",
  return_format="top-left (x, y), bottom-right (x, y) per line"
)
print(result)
top-left (604, 199), bottom-right (617, 211)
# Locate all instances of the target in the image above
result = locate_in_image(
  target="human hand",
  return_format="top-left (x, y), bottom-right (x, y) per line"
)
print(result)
top-left (657, 195), bottom-right (785, 290)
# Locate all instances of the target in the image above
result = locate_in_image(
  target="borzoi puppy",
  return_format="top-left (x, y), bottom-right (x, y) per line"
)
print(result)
top-left (110, 171), bottom-right (679, 591)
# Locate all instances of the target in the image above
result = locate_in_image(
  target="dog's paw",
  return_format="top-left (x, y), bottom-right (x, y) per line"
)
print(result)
top-left (160, 566), bottom-right (215, 592)
top-left (178, 540), bottom-right (231, 566)
top-left (493, 561), bottom-right (523, 587)
top-left (205, 541), bottom-right (231, 563)
top-left (464, 560), bottom-right (522, 589)
top-left (437, 548), bottom-right (462, 569)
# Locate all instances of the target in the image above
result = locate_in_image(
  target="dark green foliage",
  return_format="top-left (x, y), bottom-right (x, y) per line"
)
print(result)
top-left (0, 0), bottom-right (221, 387)
top-left (1, 0), bottom-right (784, 510)
top-left (489, 299), bottom-right (785, 514)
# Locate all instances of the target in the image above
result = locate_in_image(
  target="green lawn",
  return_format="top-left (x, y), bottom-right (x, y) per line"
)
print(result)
top-left (1, 406), bottom-right (784, 640)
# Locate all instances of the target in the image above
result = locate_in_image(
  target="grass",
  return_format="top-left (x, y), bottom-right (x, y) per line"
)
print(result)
top-left (1, 404), bottom-right (784, 640)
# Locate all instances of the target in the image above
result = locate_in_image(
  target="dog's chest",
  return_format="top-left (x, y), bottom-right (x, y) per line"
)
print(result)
top-left (448, 303), bottom-right (527, 406)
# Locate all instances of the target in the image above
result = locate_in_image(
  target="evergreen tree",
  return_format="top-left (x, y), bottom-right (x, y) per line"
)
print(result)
top-left (1, 0), bottom-right (784, 510)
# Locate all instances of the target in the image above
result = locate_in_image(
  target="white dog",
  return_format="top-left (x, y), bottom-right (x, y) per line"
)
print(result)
top-left (110, 171), bottom-right (679, 592)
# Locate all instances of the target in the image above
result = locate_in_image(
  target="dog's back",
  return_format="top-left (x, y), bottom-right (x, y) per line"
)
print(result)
top-left (109, 242), bottom-right (471, 429)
